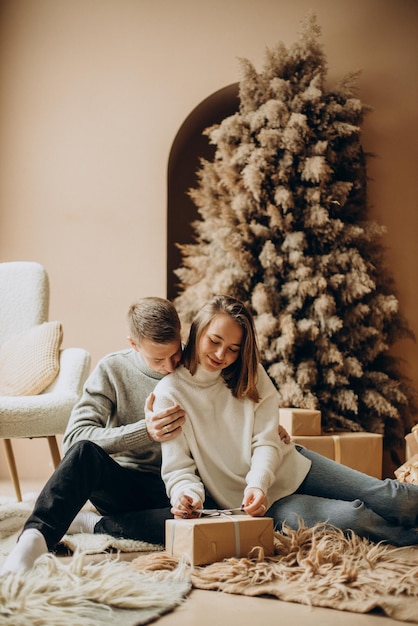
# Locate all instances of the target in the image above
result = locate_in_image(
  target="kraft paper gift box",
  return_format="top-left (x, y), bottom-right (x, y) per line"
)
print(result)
top-left (405, 427), bottom-right (418, 459)
top-left (291, 432), bottom-right (383, 478)
top-left (394, 453), bottom-right (418, 485)
top-left (279, 408), bottom-right (321, 436)
top-left (165, 515), bottom-right (274, 566)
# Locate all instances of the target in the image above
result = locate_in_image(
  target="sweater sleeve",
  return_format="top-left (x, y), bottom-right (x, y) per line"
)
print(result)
top-left (161, 435), bottom-right (206, 506)
top-left (155, 376), bottom-right (205, 506)
top-left (62, 355), bottom-right (152, 456)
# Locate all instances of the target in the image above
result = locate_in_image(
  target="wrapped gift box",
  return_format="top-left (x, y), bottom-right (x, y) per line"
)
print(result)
top-left (395, 453), bottom-right (418, 484)
top-left (405, 427), bottom-right (418, 459)
top-left (166, 515), bottom-right (274, 566)
top-left (279, 408), bottom-right (321, 436)
top-left (292, 432), bottom-right (383, 478)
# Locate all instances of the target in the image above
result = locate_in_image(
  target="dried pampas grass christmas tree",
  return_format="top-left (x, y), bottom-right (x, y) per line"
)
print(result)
top-left (173, 14), bottom-right (416, 449)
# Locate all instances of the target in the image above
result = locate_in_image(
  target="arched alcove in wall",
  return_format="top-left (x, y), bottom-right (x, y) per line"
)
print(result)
top-left (166, 83), bottom-right (239, 300)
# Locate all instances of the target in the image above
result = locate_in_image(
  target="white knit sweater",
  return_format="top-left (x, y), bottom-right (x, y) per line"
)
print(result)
top-left (154, 364), bottom-right (311, 509)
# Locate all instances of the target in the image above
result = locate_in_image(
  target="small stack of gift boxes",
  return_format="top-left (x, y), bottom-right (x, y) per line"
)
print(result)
top-left (279, 408), bottom-right (383, 479)
top-left (394, 424), bottom-right (418, 485)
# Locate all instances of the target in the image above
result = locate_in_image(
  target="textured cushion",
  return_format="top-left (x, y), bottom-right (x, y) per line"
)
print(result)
top-left (0, 321), bottom-right (63, 396)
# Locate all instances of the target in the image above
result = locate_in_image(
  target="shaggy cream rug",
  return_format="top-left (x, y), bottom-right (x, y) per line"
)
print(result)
top-left (0, 496), bottom-right (190, 625)
top-left (0, 495), bottom-right (163, 559)
top-left (0, 552), bottom-right (191, 625)
top-left (133, 522), bottom-right (418, 624)
top-left (2, 497), bottom-right (418, 623)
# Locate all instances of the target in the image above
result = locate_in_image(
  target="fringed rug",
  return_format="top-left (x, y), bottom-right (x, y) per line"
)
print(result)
top-left (3, 496), bottom-right (418, 623)
top-left (0, 495), bottom-right (163, 559)
top-left (0, 496), bottom-right (190, 625)
top-left (0, 552), bottom-right (191, 625)
top-left (133, 522), bottom-right (418, 624)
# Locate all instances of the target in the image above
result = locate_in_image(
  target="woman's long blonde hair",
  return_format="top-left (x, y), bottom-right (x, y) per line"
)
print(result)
top-left (182, 295), bottom-right (260, 402)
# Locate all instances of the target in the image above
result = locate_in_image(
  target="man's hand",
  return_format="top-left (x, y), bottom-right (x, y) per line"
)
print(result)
top-left (278, 424), bottom-right (291, 444)
top-left (171, 494), bottom-right (202, 519)
top-left (145, 392), bottom-right (185, 442)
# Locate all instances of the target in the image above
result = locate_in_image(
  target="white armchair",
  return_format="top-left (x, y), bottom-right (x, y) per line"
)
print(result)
top-left (0, 261), bottom-right (90, 501)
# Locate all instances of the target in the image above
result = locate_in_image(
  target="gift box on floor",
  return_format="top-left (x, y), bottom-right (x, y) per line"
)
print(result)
top-left (394, 453), bottom-right (418, 485)
top-left (405, 427), bottom-right (418, 459)
top-left (292, 432), bottom-right (383, 478)
top-left (165, 515), bottom-right (274, 566)
top-left (279, 408), bottom-right (321, 436)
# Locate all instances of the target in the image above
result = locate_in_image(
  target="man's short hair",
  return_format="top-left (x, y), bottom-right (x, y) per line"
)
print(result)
top-left (127, 297), bottom-right (181, 345)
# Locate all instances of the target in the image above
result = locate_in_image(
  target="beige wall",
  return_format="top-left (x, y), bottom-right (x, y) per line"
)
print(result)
top-left (1, 0), bottom-right (417, 480)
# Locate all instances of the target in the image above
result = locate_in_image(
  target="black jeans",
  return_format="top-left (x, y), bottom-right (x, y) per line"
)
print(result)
top-left (24, 440), bottom-right (173, 549)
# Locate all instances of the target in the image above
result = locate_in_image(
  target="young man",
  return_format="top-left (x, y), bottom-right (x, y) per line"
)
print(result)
top-left (1, 297), bottom-right (186, 575)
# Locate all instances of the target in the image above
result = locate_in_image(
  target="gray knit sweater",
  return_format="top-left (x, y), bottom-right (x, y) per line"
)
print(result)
top-left (62, 349), bottom-right (163, 474)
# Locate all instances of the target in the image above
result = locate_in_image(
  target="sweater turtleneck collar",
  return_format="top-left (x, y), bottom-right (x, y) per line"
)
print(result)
top-left (185, 363), bottom-right (223, 387)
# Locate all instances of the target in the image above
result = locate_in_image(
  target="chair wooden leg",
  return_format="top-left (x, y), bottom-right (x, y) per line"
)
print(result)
top-left (47, 436), bottom-right (61, 468)
top-left (2, 439), bottom-right (22, 502)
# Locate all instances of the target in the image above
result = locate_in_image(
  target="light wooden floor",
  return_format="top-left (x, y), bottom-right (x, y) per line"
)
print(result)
top-left (0, 478), bottom-right (411, 626)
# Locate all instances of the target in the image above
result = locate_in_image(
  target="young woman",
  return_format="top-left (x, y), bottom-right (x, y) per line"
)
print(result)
top-left (153, 295), bottom-right (418, 547)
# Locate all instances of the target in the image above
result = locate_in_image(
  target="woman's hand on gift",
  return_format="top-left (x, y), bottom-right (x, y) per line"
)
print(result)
top-left (171, 494), bottom-right (203, 519)
top-left (241, 487), bottom-right (268, 516)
